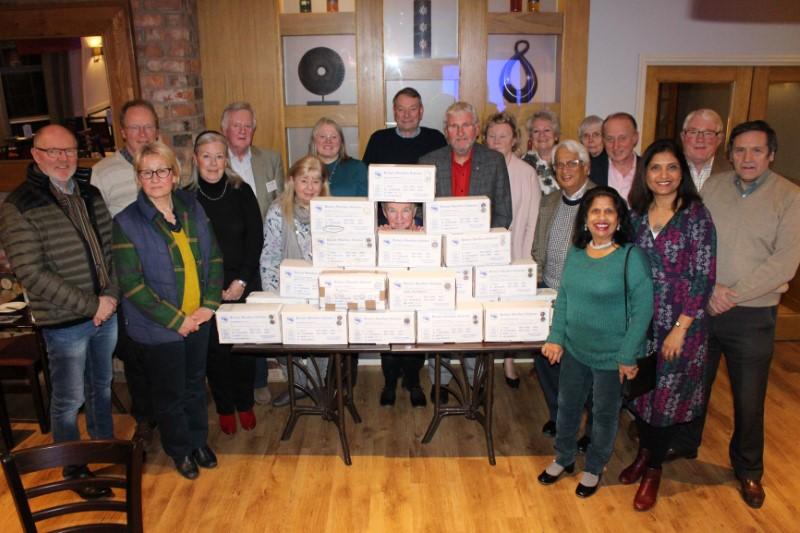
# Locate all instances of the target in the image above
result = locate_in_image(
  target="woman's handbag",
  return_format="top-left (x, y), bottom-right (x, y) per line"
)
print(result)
top-left (621, 246), bottom-right (657, 400)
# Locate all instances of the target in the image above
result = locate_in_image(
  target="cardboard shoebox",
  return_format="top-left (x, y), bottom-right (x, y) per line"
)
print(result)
top-left (387, 270), bottom-right (456, 311)
top-left (416, 301), bottom-right (484, 343)
top-left (377, 230), bottom-right (442, 268)
top-left (279, 259), bottom-right (333, 300)
top-left (216, 303), bottom-right (282, 344)
top-left (347, 310), bottom-right (416, 344)
top-left (310, 197), bottom-right (376, 236)
top-left (409, 265), bottom-right (474, 303)
top-left (318, 271), bottom-right (387, 311)
top-left (280, 304), bottom-right (347, 345)
top-left (368, 164), bottom-right (436, 202)
top-left (531, 287), bottom-right (557, 304)
top-left (443, 228), bottom-right (511, 267)
top-left (424, 196), bottom-right (491, 235)
top-left (312, 234), bottom-right (376, 268)
top-left (245, 291), bottom-right (314, 305)
top-left (473, 259), bottom-right (538, 302)
top-left (343, 265), bottom-right (408, 274)
top-left (483, 301), bottom-right (552, 342)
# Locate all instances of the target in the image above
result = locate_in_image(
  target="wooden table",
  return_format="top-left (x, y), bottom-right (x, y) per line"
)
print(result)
top-left (233, 342), bottom-right (543, 465)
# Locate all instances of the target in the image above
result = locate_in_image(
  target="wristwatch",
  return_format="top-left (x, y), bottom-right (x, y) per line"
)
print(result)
top-left (674, 320), bottom-right (683, 329)
top-left (235, 279), bottom-right (247, 288)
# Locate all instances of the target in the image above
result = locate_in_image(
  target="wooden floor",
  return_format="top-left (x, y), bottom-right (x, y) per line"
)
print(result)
top-left (2, 343), bottom-right (799, 532)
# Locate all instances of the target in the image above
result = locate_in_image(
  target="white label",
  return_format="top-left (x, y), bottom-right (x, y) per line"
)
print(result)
top-left (368, 164), bottom-right (436, 202)
top-left (377, 231), bottom-right (442, 268)
top-left (310, 198), bottom-right (375, 235)
top-left (266, 180), bottom-right (278, 193)
top-left (417, 305), bottom-right (484, 343)
top-left (281, 311), bottom-right (348, 345)
top-left (312, 234), bottom-right (376, 268)
top-left (483, 304), bottom-right (551, 342)
top-left (444, 229), bottom-right (511, 267)
top-left (348, 311), bottom-right (416, 344)
top-left (424, 196), bottom-right (491, 235)
top-left (474, 260), bottom-right (538, 301)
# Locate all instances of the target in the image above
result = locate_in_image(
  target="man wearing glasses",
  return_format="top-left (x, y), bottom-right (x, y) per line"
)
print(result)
top-left (91, 99), bottom-right (160, 445)
top-left (92, 99), bottom-right (160, 217)
top-left (0, 125), bottom-right (119, 499)
top-left (680, 108), bottom-right (728, 191)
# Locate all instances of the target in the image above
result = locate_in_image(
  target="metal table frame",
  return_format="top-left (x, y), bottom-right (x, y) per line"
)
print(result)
top-left (234, 342), bottom-right (543, 465)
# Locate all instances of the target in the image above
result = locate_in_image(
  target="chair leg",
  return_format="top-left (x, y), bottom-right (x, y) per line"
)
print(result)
top-left (27, 364), bottom-right (49, 434)
top-left (0, 381), bottom-right (14, 450)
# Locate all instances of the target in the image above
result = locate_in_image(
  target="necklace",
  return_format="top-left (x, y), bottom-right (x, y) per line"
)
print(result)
top-left (198, 179), bottom-right (228, 201)
top-left (589, 240), bottom-right (614, 250)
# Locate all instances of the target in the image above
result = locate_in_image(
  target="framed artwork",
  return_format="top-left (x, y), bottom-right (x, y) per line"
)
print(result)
top-left (486, 34), bottom-right (557, 110)
top-left (283, 35), bottom-right (358, 106)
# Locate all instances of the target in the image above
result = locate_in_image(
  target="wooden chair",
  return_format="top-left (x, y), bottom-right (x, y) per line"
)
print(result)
top-left (1, 439), bottom-right (144, 533)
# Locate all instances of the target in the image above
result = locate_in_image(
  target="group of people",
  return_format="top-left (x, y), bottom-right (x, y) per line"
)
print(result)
top-left (0, 87), bottom-right (797, 515)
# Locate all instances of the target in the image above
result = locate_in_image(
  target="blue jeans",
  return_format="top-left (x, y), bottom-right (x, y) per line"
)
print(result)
top-left (42, 315), bottom-right (118, 443)
top-left (555, 351), bottom-right (622, 475)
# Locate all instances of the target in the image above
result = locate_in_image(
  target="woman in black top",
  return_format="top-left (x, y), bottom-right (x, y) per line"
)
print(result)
top-left (190, 130), bottom-right (264, 435)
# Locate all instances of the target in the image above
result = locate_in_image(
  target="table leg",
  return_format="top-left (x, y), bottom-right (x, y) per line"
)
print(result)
top-left (422, 354), bottom-right (443, 443)
top-left (280, 353), bottom-right (299, 441)
top-left (344, 353), bottom-right (361, 424)
top-left (0, 381), bottom-right (14, 451)
top-left (333, 353), bottom-right (351, 465)
top-left (484, 354), bottom-right (496, 465)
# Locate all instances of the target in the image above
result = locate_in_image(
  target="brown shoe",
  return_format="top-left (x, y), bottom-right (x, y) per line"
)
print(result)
top-left (739, 478), bottom-right (765, 509)
top-left (619, 448), bottom-right (650, 485)
top-left (633, 467), bottom-right (662, 511)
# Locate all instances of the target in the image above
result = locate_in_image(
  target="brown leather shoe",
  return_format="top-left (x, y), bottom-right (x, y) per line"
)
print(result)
top-left (739, 478), bottom-right (765, 509)
top-left (633, 467), bottom-right (662, 511)
top-left (619, 448), bottom-right (651, 485)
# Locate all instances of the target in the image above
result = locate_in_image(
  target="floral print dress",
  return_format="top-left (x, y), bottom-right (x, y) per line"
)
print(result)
top-left (523, 151), bottom-right (559, 195)
top-left (630, 200), bottom-right (716, 427)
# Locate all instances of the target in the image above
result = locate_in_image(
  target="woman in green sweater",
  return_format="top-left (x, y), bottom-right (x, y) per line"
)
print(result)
top-left (537, 186), bottom-right (653, 498)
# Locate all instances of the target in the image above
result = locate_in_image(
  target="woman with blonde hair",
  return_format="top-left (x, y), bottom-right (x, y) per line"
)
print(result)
top-left (113, 141), bottom-right (224, 479)
top-left (260, 155), bottom-right (330, 407)
top-left (190, 130), bottom-right (263, 435)
top-left (308, 117), bottom-right (367, 197)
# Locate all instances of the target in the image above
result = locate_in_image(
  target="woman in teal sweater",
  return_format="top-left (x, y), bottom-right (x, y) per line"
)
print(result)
top-left (537, 186), bottom-right (653, 498)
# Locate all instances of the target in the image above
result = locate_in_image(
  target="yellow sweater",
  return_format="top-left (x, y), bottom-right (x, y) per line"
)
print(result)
top-left (172, 228), bottom-right (201, 315)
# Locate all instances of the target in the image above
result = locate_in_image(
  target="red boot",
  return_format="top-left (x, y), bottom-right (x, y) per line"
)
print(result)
top-left (238, 409), bottom-right (257, 431)
top-left (634, 467), bottom-right (662, 511)
top-left (619, 448), bottom-right (651, 485)
top-left (219, 414), bottom-right (237, 435)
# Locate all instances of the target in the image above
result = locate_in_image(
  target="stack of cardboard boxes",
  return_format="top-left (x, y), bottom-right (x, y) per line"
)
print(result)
top-left (216, 164), bottom-right (555, 345)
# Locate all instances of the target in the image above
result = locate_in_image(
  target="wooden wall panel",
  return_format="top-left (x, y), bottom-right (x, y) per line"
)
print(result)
top-left (459, 0), bottom-right (488, 119)
top-left (355, 0), bottom-right (384, 155)
top-left (559, 0), bottom-right (589, 142)
top-left (197, 0), bottom-right (284, 163)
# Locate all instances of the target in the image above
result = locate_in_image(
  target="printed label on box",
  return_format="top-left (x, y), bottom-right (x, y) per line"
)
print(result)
top-left (443, 228), bottom-right (511, 266)
top-left (377, 230), bottom-right (441, 268)
top-left (312, 234), bottom-right (376, 268)
top-left (424, 196), bottom-right (491, 235)
top-left (348, 310), bottom-right (416, 344)
top-left (417, 303), bottom-right (484, 343)
top-left (483, 302), bottom-right (551, 342)
top-left (474, 260), bottom-right (538, 301)
top-left (310, 197), bottom-right (375, 235)
top-left (216, 303), bottom-right (282, 344)
top-left (387, 271), bottom-right (456, 311)
top-left (368, 164), bottom-right (436, 202)
top-left (280, 305), bottom-right (348, 345)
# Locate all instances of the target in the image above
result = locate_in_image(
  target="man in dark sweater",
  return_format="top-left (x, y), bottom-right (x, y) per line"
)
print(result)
top-left (362, 87), bottom-right (447, 166)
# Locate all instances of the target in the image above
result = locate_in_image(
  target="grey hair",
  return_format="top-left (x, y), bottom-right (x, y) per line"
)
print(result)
top-left (187, 130), bottom-right (243, 190)
top-left (526, 109), bottom-right (561, 137)
top-left (578, 115), bottom-right (603, 138)
top-left (682, 108), bottom-right (724, 132)
top-left (220, 101), bottom-right (257, 130)
top-left (552, 139), bottom-right (590, 166)
top-left (443, 101), bottom-right (478, 130)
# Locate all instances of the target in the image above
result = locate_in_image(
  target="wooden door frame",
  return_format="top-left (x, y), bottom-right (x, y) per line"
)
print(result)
top-left (749, 66), bottom-right (800, 120)
top-left (0, 1), bottom-right (139, 152)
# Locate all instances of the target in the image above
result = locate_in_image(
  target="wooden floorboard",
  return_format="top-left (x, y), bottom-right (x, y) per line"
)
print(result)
top-left (2, 343), bottom-right (798, 532)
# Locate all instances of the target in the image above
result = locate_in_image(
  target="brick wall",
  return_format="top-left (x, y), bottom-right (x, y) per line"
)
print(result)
top-left (131, 0), bottom-right (204, 174)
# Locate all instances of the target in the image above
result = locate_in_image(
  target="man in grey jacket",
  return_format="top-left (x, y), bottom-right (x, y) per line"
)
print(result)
top-left (0, 125), bottom-right (118, 499)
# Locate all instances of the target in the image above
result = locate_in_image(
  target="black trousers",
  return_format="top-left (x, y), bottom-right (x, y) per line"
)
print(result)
top-left (673, 306), bottom-right (776, 481)
top-left (140, 323), bottom-right (210, 460)
top-left (206, 317), bottom-right (255, 414)
top-left (116, 307), bottom-right (155, 425)
top-left (636, 418), bottom-right (679, 468)
top-left (381, 354), bottom-right (424, 387)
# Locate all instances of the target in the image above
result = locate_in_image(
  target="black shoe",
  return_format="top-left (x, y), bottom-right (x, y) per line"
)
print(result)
top-left (663, 447), bottom-right (698, 463)
top-left (541, 420), bottom-right (556, 437)
top-left (271, 388), bottom-right (308, 407)
top-left (505, 376), bottom-right (520, 389)
top-left (430, 385), bottom-right (448, 405)
top-left (537, 463), bottom-right (575, 485)
top-left (576, 474), bottom-right (602, 498)
top-left (174, 456), bottom-right (199, 480)
top-left (576, 435), bottom-right (591, 454)
top-left (380, 386), bottom-right (396, 406)
top-left (191, 445), bottom-right (218, 469)
top-left (409, 386), bottom-right (427, 408)
top-left (132, 420), bottom-right (156, 443)
top-left (64, 465), bottom-right (113, 499)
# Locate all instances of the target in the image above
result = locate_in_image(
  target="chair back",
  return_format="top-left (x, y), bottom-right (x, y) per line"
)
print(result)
top-left (1, 439), bottom-right (144, 533)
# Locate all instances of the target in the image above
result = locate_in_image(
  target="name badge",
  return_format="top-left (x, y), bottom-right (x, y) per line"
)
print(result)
top-left (266, 180), bottom-right (278, 193)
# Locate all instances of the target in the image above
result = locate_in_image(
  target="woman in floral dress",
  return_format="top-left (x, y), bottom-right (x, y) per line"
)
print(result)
top-left (622, 138), bottom-right (717, 511)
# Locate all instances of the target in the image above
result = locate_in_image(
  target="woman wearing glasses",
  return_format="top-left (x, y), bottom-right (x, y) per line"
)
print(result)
top-left (113, 141), bottom-right (224, 480)
top-left (189, 131), bottom-right (263, 435)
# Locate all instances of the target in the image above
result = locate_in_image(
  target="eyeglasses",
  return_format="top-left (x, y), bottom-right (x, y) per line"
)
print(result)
top-left (125, 124), bottom-right (157, 133)
top-left (683, 129), bottom-right (720, 139)
top-left (33, 147), bottom-right (78, 158)
top-left (137, 168), bottom-right (173, 181)
top-left (555, 159), bottom-right (583, 170)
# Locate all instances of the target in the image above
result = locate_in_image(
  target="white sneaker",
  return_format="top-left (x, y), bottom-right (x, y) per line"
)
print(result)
top-left (254, 386), bottom-right (272, 405)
